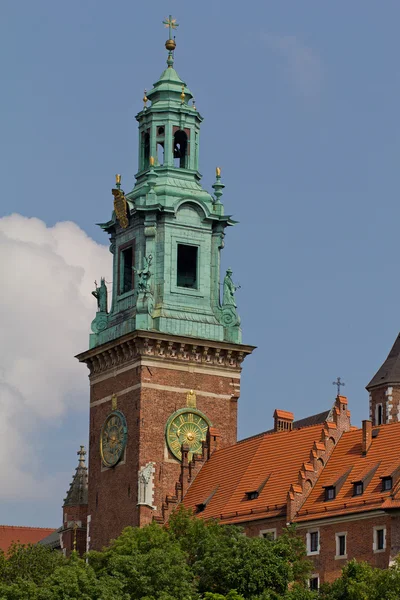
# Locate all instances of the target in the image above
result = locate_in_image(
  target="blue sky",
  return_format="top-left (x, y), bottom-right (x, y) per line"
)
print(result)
top-left (1, 1), bottom-right (400, 527)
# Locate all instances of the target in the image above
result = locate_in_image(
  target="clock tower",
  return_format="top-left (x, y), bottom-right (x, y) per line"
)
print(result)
top-left (77, 19), bottom-right (254, 551)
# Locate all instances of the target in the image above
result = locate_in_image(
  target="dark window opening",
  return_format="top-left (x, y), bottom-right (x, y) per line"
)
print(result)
top-left (353, 482), bottom-right (363, 496)
top-left (195, 503), bottom-right (206, 514)
top-left (120, 246), bottom-right (133, 294)
top-left (246, 491), bottom-right (259, 500)
top-left (310, 531), bottom-right (319, 553)
top-left (382, 477), bottom-right (392, 491)
top-left (377, 404), bottom-right (383, 425)
top-left (338, 535), bottom-right (346, 556)
top-left (157, 126), bottom-right (165, 136)
top-left (377, 528), bottom-right (385, 550)
top-left (177, 244), bottom-right (198, 288)
top-left (157, 142), bottom-right (164, 166)
top-left (173, 130), bottom-right (188, 168)
top-left (128, 485), bottom-right (131, 498)
top-left (262, 530), bottom-right (276, 541)
top-left (325, 486), bottom-right (335, 501)
top-left (309, 577), bottom-right (319, 591)
top-left (143, 131), bottom-right (150, 169)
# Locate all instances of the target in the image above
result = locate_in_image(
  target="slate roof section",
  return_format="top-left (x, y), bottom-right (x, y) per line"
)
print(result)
top-left (64, 446), bottom-right (88, 506)
top-left (295, 421), bottom-right (400, 522)
top-left (182, 423), bottom-right (325, 523)
top-left (0, 526), bottom-right (56, 553)
top-left (38, 527), bottom-right (62, 549)
top-left (367, 332), bottom-right (400, 389)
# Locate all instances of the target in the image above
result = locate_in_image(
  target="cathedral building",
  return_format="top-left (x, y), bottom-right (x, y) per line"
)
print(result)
top-left (44, 19), bottom-right (400, 589)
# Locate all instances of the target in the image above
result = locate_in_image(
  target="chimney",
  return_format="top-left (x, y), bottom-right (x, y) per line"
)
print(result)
top-left (274, 409), bottom-right (294, 432)
top-left (362, 420), bottom-right (372, 455)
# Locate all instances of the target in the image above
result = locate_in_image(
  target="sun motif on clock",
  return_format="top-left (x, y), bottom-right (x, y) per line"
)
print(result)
top-left (166, 408), bottom-right (210, 461)
top-left (100, 410), bottom-right (127, 468)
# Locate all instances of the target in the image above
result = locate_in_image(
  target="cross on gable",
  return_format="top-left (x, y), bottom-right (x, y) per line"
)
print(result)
top-left (332, 377), bottom-right (345, 396)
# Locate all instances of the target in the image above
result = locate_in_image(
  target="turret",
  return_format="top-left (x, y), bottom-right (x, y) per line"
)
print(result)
top-left (366, 333), bottom-right (400, 425)
top-left (60, 446), bottom-right (88, 556)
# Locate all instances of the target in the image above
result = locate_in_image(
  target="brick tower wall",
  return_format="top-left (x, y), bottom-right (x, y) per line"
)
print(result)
top-left (369, 385), bottom-right (400, 425)
top-left (80, 332), bottom-right (252, 550)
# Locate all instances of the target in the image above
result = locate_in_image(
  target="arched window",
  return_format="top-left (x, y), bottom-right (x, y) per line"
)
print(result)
top-left (173, 130), bottom-right (188, 168)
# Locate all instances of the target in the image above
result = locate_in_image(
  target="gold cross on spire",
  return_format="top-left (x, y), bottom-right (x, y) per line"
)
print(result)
top-left (163, 15), bottom-right (179, 40)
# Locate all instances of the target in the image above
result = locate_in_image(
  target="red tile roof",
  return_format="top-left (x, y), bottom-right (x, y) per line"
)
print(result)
top-left (295, 422), bottom-right (400, 522)
top-left (0, 526), bottom-right (56, 553)
top-left (183, 423), bottom-right (325, 523)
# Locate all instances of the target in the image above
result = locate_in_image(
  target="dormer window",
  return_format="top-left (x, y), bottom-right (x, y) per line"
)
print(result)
top-left (245, 491), bottom-right (259, 500)
top-left (353, 482), bottom-right (363, 496)
top-left (382, 477), bottom-right (392, 491)
top-left (325, 486), bottom-right (335, 501)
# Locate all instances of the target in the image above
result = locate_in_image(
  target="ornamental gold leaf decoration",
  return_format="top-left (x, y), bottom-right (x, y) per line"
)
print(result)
top-left (186, 389), bottom-right (196, 408)
top-left (112, 189), bottom-right (129, 229)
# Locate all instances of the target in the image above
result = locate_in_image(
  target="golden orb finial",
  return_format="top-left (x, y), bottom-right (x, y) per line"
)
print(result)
top-left (180, 85), bottom-right (185, 104)
top-left (165, 38), bottom-right (176, 51)
top-left (143, 89), bottom-right (148, 107)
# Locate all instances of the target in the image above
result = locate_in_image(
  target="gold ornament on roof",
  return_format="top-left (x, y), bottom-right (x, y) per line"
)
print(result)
top-left (180, 85), bottom-right (185, 104)
top-left (111, 393), bottom-right (118, 410)
top-left (186, 389), bottom-right (197, 408)
top-left (143, 89), bottom-right (148, 108)
top-left (216, 167), bottom-right (221, 178)
top-left (163, 15), bottom-right (178, 51)
top-left (149, 155), bottom-right (155, 167)
top-left (112, 186), bottom-right (129, 229)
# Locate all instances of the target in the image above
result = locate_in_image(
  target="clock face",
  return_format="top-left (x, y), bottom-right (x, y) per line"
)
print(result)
top-left (100, 410), bottom-right (127, 468)
top-left (166, 409), bottom-right (210, 461)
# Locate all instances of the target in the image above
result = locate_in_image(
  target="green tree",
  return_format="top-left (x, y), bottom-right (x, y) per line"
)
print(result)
top-left (88, 521), bottom-right (196, 600)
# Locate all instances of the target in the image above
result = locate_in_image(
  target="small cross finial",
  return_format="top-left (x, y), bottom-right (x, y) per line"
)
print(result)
top-left (77, 445), bottom-right (86, 467)
top-left (163, 15), bottom-right (178, 66)
top-left (163, 15), bottom-right (179, 40)
top-left (332, 377), bottom-right (345, 396)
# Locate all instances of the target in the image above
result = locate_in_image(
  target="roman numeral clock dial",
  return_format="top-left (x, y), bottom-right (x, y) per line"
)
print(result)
top-left (166, 408), bottom-right (210, 461)
top-left (100, 410), bottom-right (128, 468)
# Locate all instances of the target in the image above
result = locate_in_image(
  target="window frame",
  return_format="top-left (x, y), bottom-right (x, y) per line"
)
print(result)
top-left (171, 238), bottom-right (203, 298)
top-left (353, 481), bottom-right (363, 496)
top-left (325, 486), bottom-right (336, 501)
top-left (307, 529), bottom-right (320, 556)
top-left (176, 243), bottom-right (198, 290)
top-left (373, 526), bottom-right (386, 553)
top-left (118, 241), bottom-right (135, 296)
top-left (309, 575), bottom-right (319, 591)
top-left (382, 477), bottom-right (392, 492)
top-left (259, 528), bottom-right (277, 541)
top-left (335, 532), bottom-right (347, 559)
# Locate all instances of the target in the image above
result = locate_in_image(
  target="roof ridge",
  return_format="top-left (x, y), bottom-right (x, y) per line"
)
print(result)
top-left (0, 525), bottom-right (55, 530)
top-left (238, 420), bottom-right (327, 444)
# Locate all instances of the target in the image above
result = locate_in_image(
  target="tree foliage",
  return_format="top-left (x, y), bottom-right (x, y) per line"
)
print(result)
top-left (13, 508), bottom-right (400, 599)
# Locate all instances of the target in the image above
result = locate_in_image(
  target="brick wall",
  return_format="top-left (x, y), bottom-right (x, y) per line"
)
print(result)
top-left (369, 386), bottom-right (400, 425)
top-left (298, 514), bottom-right (391, 584)
top-left (82, 333), bottom-right (249, 550)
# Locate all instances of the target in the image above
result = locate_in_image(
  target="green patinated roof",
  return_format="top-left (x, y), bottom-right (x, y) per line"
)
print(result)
top-left (147, 66), bottom-right (193, 103)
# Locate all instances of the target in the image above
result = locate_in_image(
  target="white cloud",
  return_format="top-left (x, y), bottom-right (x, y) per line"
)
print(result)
top-left (0, 214), bottom-right (111, 500)
top-left (262, 33), bottom-right (322, 98)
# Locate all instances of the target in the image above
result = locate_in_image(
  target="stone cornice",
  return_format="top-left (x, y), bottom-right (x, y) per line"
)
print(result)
top-left (76, 331), bottom-right (255, 377)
